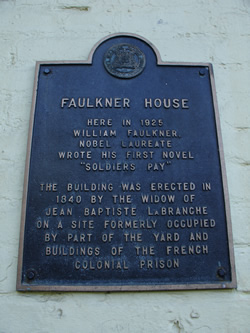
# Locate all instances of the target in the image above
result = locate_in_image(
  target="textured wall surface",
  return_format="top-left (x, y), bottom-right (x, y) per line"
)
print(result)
top-left (0, 0), bottom-right (250, 332)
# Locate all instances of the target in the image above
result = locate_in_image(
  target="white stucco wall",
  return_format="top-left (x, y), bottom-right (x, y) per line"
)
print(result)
top-left (0, 0), bottom-right (250, 332)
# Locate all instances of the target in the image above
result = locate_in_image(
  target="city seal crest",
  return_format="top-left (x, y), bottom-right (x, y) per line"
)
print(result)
top-left (103, 43), bottom-right (146, 79)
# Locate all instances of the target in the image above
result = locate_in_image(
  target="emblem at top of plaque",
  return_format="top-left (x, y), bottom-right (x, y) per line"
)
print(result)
top-left (103, 43), bottom-right (146, 79)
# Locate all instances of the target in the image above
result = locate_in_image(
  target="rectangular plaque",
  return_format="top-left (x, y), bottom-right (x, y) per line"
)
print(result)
top-left (17, 33), bottom-right (236, 291)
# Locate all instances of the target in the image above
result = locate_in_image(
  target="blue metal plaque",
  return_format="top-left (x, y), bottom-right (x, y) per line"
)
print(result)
top-left (17, 33), bottom-right (236, 291)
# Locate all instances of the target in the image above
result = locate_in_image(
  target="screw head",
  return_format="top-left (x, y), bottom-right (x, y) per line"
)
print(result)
top-left (26, 269), bottom-right (36, 280)
top-left (199, 69), bottom-right (206, 77)
top-left (217, 268), bottom-right (226, 278)
top-left (43, 68), bottom-right (51, 75)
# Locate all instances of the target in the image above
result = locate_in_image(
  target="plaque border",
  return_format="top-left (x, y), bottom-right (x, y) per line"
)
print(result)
top-left (17, 33), bottom-right (237, 292)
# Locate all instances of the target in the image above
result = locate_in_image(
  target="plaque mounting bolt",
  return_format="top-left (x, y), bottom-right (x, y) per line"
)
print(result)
top-left (43, 68), bottom-right (51, 75)
top-left (26, 269), bottom-right (36, 280)
top-left (217, 267), bottom-right (226, 279)
top-left (199, 69), bottom-right (206, 77)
